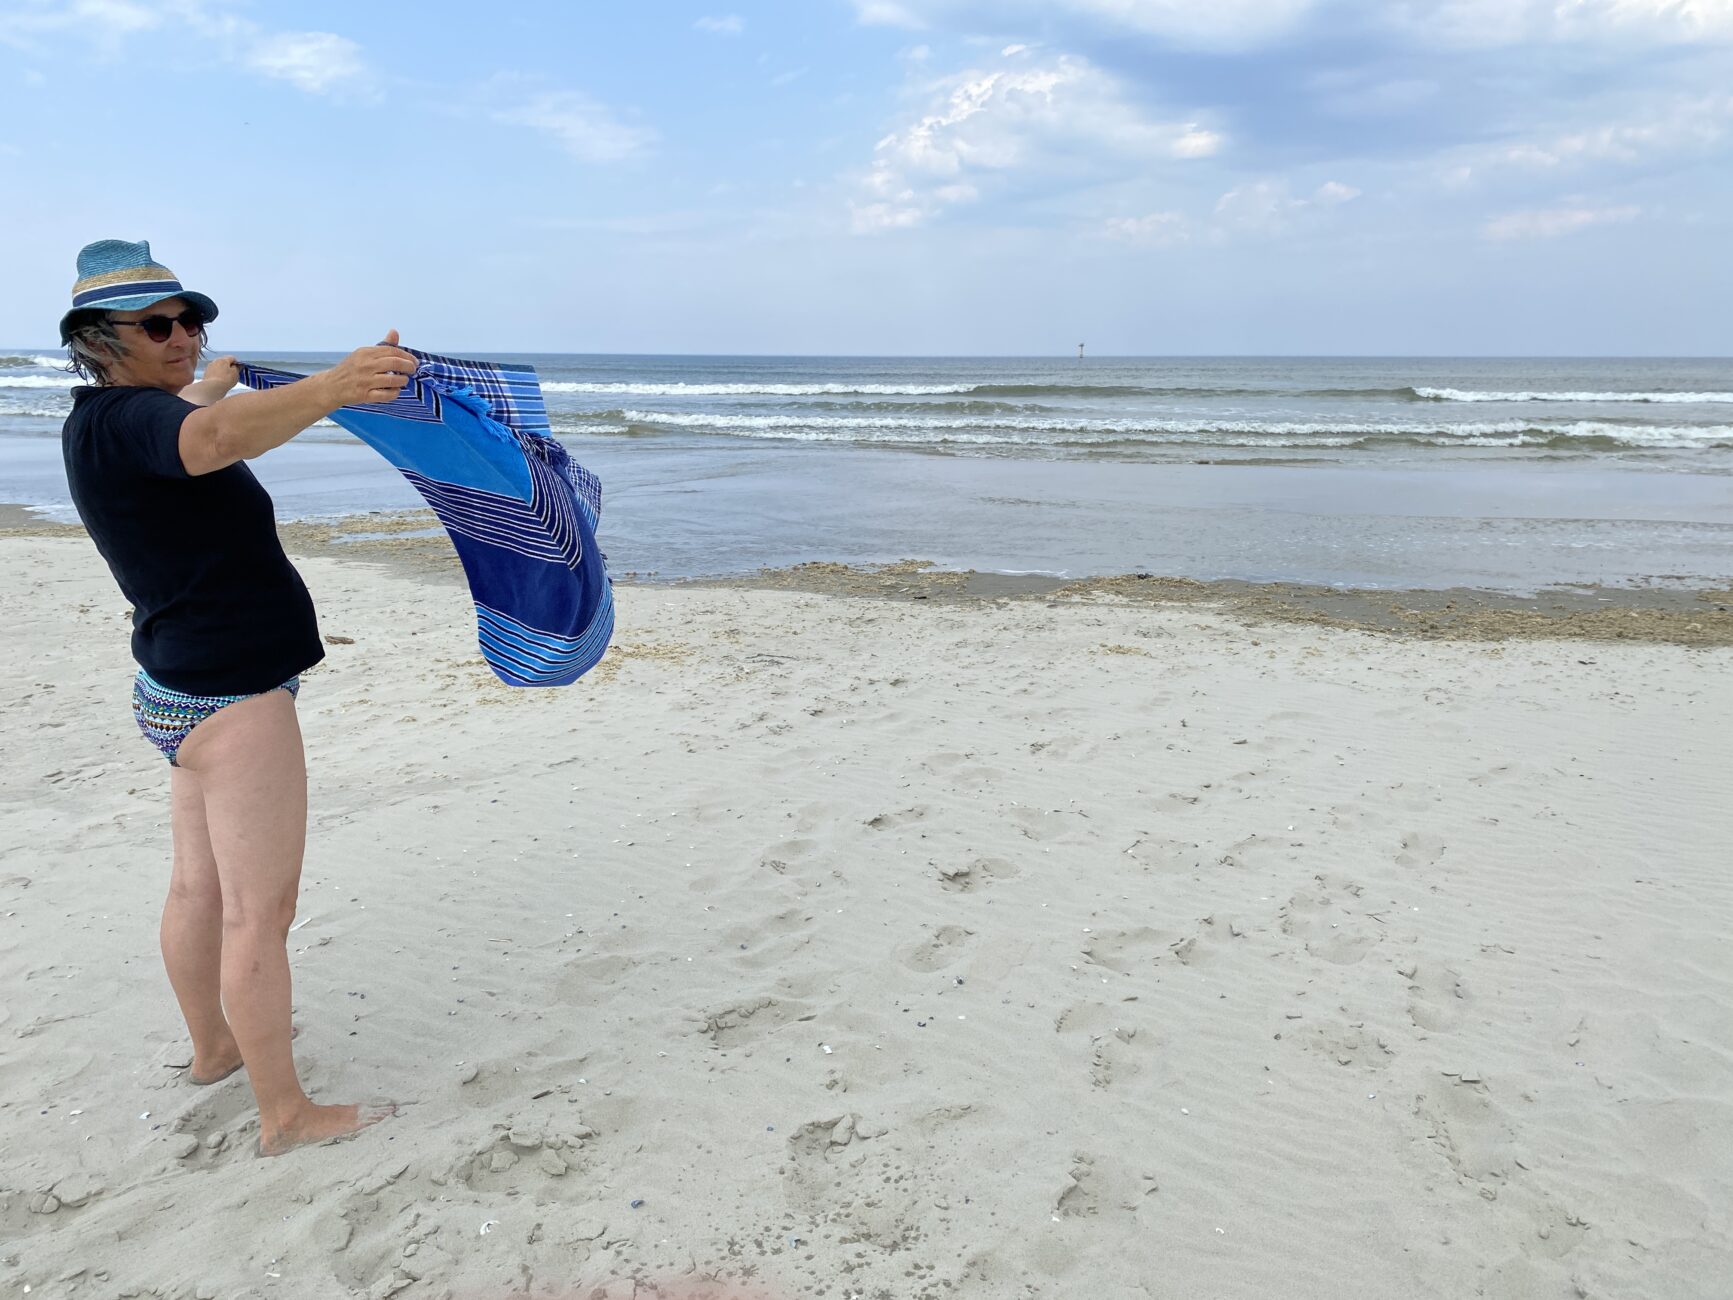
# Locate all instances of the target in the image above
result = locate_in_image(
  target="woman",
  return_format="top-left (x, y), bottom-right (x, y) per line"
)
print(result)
top-left (59, 239), bottom-right (415, 1155)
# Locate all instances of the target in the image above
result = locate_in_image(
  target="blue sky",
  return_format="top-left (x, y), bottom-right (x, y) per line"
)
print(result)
top-left (4, 0), bottom-right (1731, 354)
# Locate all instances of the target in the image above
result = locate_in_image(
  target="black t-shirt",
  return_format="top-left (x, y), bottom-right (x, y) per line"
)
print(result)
top-left (61, 386), bottom-right (324, 695)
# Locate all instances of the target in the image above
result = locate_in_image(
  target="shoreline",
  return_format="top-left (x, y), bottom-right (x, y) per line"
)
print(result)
top-left (6, 502), bottom-right (1729, 647)
top-left (6, 434), bottom-right (1733, 595)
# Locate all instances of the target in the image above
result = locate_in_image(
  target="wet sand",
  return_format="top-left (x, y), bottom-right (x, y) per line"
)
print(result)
top-left (8, 503), bottom-right (1723, 648)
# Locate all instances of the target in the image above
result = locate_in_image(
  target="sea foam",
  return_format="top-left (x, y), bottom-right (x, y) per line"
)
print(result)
top-left (0, 375), bottom-right (78, 389)
top-left (606, 409), bottom-right (1732, 450)
top-left (542, 381), bottom-right (979, 396)
top-left (1415, 387), bottom-right (1733, 403)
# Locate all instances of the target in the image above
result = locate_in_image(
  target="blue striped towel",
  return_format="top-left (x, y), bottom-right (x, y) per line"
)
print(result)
top-left (237, 349), bottom-right (614, 686)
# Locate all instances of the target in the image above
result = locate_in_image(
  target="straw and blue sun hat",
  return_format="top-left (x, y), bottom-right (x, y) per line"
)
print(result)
top-left (59, 239), bottom-right (219, 344)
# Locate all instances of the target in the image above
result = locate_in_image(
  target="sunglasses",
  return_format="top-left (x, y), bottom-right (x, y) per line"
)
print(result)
top-left (114, 308), bottom-right (208, 343)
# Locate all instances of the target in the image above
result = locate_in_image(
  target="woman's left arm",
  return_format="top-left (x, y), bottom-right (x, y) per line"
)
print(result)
top-left (179, 356), bottom-right (240, 408)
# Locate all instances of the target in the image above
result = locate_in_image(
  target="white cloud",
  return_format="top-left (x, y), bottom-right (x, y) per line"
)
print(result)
top-left (694, 14), bottom-right (745, 35)
top-left (70, 0), bottom-right (159, 34)
top-left (1, 1), bottom-right (377, 96)
top-left (1172, 126), bottom-right (1225, 157)
top-left (1031, 0), bottom-right (1314, 47)
top-left (854, 51), bottom-right (1224, 231)
top-left (245, 31), bottom-right (368, 95)
top-left (1446, 93), bottom-right (1733, 183)
top-left (856, 1), bottom-right (925, 26)
top-left (0, 0), bottom-right (164, 53)
top-left (1482, 203), bottom-right (1641, 240)
top-left (493, 87), bottom-right (657, 163)
top-left (1104, 211), bottom-right (1189, 244)
top-left (1215, 180), bottom-right (1303, 230)
top-left (852, 0), bottom-right (1315, 50)
top-left (1514, 94), bottom-right (1732, 165)
top-left (1214, 179), bottom-right (1359, 232)
top-left (854, 0), bottom-right (1733, 47)
top-left (851, 200), bottom-right (927, 233)
top-left (1387, 0), bottom-right (1733, 46)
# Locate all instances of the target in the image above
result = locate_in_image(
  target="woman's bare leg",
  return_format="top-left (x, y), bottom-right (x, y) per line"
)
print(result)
top-left (162, 765), bottom-right (242, 1082)
top-left (176, 687), bottom-right (390, 1155)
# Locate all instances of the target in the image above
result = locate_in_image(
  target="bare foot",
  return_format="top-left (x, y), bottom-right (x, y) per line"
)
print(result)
top-left (259, 1101), bottom-right (395, 1157)
top-left (189, 1057), bottom-right (244, 1085)
top-left (188, 1041), bottom-right (244, 1085)
top-left (185, 1024), bottom-right (300, 1086)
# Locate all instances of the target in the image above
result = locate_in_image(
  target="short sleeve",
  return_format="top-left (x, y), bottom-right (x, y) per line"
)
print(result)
top-left (100, 388), bottom-right (200, 479)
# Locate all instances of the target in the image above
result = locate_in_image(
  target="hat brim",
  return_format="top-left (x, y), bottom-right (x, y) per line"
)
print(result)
top-left (59, 289), bottom-right (219, 345)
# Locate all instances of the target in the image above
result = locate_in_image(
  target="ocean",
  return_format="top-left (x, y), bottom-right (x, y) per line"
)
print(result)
top-left (5, 351), bottom-right (1731, 590)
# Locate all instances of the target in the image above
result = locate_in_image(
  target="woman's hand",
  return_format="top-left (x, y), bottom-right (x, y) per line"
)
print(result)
top-left (319, 329), bottom-right (418, 407)
top-left (201, 356), bottom-right (241, 394)
top-left (177, 355), bottom-right (243, 406)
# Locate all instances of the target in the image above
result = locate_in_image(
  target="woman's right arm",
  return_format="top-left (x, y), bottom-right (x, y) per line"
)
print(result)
top-left (177, 332), bottom-right (416, 476)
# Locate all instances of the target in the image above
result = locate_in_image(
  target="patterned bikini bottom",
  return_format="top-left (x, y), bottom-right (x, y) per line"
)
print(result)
top-left (131, 670), bottom-right (301, 767)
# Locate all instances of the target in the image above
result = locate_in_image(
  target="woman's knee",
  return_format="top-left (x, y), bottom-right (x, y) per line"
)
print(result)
top-left (165, 870), bottom-right (224, 912)
top-left (220, 890), bottom-right (298, 938)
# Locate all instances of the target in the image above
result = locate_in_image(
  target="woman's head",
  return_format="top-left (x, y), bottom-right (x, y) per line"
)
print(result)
top-left (66, 298), bottom-right (208, 389)
top-left (59, 239), bottom-right (218, 389)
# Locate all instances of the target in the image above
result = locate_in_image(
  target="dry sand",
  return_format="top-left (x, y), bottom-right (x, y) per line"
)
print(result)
top-left (2, 531), bottom-right (1730, 1300)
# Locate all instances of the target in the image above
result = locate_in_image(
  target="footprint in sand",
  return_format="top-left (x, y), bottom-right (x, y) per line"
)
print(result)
top-left (902, 924), bottom-right (974, 973)
top-left (1396, 831), bottom-right (1448, 869)
top-left (1167, 914), bottom-right (1243, 968)
top-left (1026, 735), bottom-right (1086, 761)
top-left (697, 996), bottom-right (815, 1050)
top-left (780, 1106), bottom-right (957, 1265)
top-left (936, 854), bottom-right (1021, 893)
top-left (1414, 1078), bottom-right (1521, 1190)
top-left (1052, 1152), bottom-right (1146, 1222)
top-left (1279, 876), bottom-right (1379, 966)
top-left (1402, 960), bottom-right (1469, 1032)
top-left (1005, 804), bottom-right (1087, 843)
top-left (1091, 1025), bottom-right (1156, 1090)
top-left (333, 1144), bottom-right (589, 1295)
top-left (1289, 1021), bottom-right (1394, 1072)
top-left (551, 951), bottom-right (640, 1007)
top-left (863, 805), bottom-right (929, 831)
top-left (1053, 1002), bottom-right (1160, 1089)
top-left (1080, 926), bottom-right (1173, 975)
top-left (1054, 1154), bottom-right (1102, 1219)
top-left (1088, 1033), bottom-right (1157, 1095)
top-left (754, 837), bottom-right (818, 875)
top-left (1214, 831), bottom-right (1283, 871)
top-left (920, 751), bottom-right (1003, 784)
top-left (723, 906), bottom-right (815, 969)
top-left (1148, 791), bottom-right (1202, 815)
top-left (166, 1085), bottom-right (259, 1164)
top-left (450, 1121), bottom-right (588, 1191)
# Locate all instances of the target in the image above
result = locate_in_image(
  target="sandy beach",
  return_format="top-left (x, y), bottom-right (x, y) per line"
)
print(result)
top-left (3, 528), bottom-right (1730, 1300)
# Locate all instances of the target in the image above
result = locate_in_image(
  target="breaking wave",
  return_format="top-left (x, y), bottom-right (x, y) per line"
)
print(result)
top-left (0, 374), bottom-right (78, 389)
top-left (597, 409), bottom-right (1733, 451)
top-left (1413, 387), bottom-right (1733, 403)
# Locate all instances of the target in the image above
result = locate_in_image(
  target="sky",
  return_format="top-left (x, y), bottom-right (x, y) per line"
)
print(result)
top-left (4, 0), bottom-right (1732, 355)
